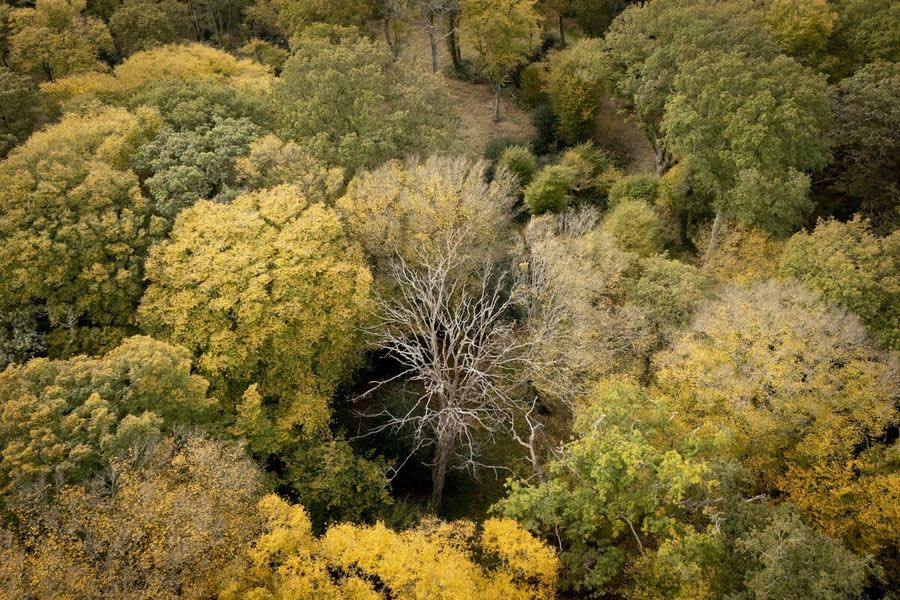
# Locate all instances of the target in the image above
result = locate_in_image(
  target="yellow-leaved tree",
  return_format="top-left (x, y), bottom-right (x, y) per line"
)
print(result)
top-left (0, 106), bottom-right (162, 357)
top-left (41, 43), bottom-right (273, 110)
top-left (653, 281), bottom-right (899, 564)
top-left (2, 435), bottom-right (265, 599)
top-left (6, 0), bottom-right (112, 82)
top-left (223, 494), bottom-right (559, 600)
top-left (461, 0), bottom-right (540, 121)
top-left (139, 184), bottom-right (372, 444)
top-left (336, 156), bottom-right (517, 272)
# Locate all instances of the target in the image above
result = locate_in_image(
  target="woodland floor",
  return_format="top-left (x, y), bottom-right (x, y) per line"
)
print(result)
top-left (593, 95), bottom-right (657, 174)
top-left (389, 23), bottom-right (536, 154)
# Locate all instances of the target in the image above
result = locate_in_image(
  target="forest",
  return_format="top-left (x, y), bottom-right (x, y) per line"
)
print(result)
top-left (0, 0), bottom-right (897, 598)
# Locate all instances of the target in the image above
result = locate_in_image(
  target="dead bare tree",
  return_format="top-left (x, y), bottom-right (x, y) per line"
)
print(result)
top-left (358, 229), bottom-right (549, 509)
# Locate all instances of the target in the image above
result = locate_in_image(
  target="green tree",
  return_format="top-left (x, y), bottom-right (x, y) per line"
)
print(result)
top-left (0, 336), bottom-right (216, 497)
top-left (662, 52), bottom-right (830, 237)
top-left (126, 78), bottom-right (270, 131)
top-left (496, 378), bottom-right (718, 596)
top-left (603, 0), bottom-right (776, 174)
top-left (0, 66), bottom-right (41, 157)
top-left (236, 37), bottom-right (288, 73)
top-left (733, 506), bottom-right (876, 600)
top-left (131, 116), bottom-right (262, 219)
top-left (6, 0), bottom-right (112, 82)
top-left (623, 255), bottom-right (712, 352)
top-left (608, 173), bottom-right (659, 208)
top-left (273, 29), bottom-right (454, 173)
top-left (545, 38), bottom-right (608, 144)
top-left (823, 0), bottom-right (900, 79)
top-left (108, 0), bottom-right (188, 57)
top-left (558, 142), bottom-right (620, 204)
top-left (827, 60), bottom-right (900, 229)
top-left (571, 0), bottom-right (624, 37)
top-left (524, 164), bottom-right (574, 215)
top-left (461, 0), bottom-right (539, 121)
top-left (0, 107), bottom-right (162, 356)
top-left (601, 199), bottom-right (663, 257)
top-left (781, 217), bottom-right (899, 349)
top-left (253, 0), bottom-right (370, 39)
top-left (498, 145), bottom-right (537, 190)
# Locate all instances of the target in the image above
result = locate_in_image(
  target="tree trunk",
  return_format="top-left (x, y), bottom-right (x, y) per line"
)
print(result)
top-left (427, 15), bottom-right (438, 73)
top-left (493, 85), bottom-right (502, 122)
top-left (654, 144), bottom-right (673, 176)
top-left (185, 0), bottom-right (203, 41)
top-left (431, 434), bottom-right (452, 510)
top-left (384, 16), bottom-right (399, 60)
top-left (703, 211), bottom-right (724, 265)
top-left (558, 12), bottom-right (566, 46)
top-left (446, 9), bottom-right (462, 70)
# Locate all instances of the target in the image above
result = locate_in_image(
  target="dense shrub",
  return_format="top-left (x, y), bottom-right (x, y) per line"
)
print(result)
top-left (498, 145), bottom-right (538, 190)
top-left (608, 174), bottom-right (661, 207)
top-left (559, 142), bottom-right (621, 205)
top-left (525, 165), bottom-right (575, 215)
top-left (517, 62), bottom-right (549, 109)
top-left (602, 199), bottom-right (664, 256)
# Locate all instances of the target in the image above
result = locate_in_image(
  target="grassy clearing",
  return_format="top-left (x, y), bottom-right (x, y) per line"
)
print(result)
top-left (382, 21), bottom-right (535, 156)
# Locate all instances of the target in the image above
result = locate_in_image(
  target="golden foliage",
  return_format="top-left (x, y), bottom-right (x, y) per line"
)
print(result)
top-left (43, 43), bottom-right (273, 108)
top-left (5, 435), bottom-right (264, 600)
top-left (654, 281), bottom-right (899, 556)
top-left (0, 106), bottom-right (162, 352)
top-left (226, 494), bottom-right (559, 599)
top-left (703, 225), bottom-right (784, 286)
top-left (139, 185), bottom-right (372, 444)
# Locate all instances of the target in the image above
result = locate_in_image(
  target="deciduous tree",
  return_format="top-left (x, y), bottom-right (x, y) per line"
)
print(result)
top-left (662, 52), bottom-right (830, 237)
top-left (603, 0), bottom-right (776, 174)
top-left (139, 185), bottom-right (372, 440)
top-left (274, 29), bottom-right (454, 172)
top-left (764, 0), bottom-right (836, 64)
top-left (336, 156), bottom-right (516, 270)
top-left (6, 0), bottom-right (112, 82)
top-left (131, 116), bottom-right (262, 218)
top-left (43, 43), bottom-right (273, 109)
top-left (0, 107), bottom-right (162, 355)
top-left (826, 60), bottom-right (900, 229)
top-left (654, 281), bottom-right (900, 559)
top-left (225, 494), bottom-right (559, 599)
top-left (496, 378), bottom-right (718, 596)
top-left (5, 435), bottom-right (264, 599)
top-left (781, 217), bottom-right (899, 349)
top-left (360, 231), bottom-right (542, 508)
top-left (545, 38), bottom-right (607, 144)
top-left (108, 0), bottom-right (189, 57)
top-left (0, 66), bottom-right (41, 157)
top-left (0, 336), bottom-right (215, 497)
top-left (461, 0), bottom-right (539, 121)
